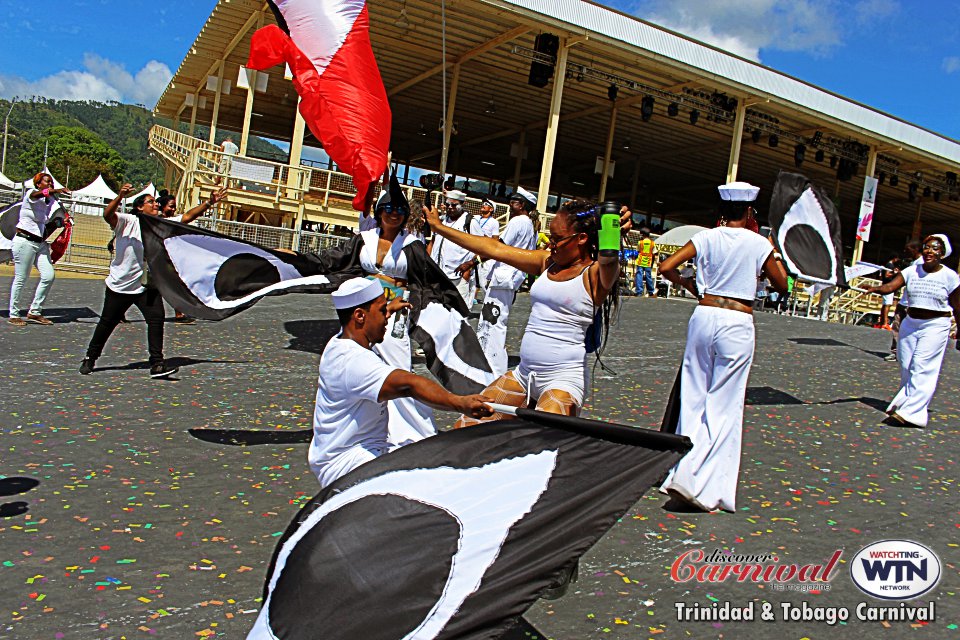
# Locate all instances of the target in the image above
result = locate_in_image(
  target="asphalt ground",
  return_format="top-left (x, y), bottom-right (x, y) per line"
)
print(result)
top-left (1, 275), bottom-right (958, 639)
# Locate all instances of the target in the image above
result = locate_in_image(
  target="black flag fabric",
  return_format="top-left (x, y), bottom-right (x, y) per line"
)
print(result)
top-left (139, 214), bottom-right (495, 394)
top-left (768, 171), bottom-right (847, 287)
top-left (246, 411), bottom-right (691, 640)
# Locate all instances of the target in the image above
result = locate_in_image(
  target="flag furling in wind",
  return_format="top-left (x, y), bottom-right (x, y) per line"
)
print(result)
top-left (248, 0), bottom-right (391, 211)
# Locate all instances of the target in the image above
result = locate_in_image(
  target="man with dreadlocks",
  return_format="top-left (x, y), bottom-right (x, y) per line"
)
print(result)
top-left (657, 182), bottom-right (788, 513)
top-left (425, 198), bottom-right (630, 423)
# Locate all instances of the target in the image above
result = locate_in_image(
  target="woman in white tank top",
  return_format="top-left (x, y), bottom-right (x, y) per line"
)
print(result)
top-left (658, 182), bottom-right (788, 513)
top-left (426, 198), bottom-right (631, 422)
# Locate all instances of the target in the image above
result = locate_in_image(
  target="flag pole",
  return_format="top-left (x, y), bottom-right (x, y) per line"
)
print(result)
top-left (488, 403), bottom-right (519, 416)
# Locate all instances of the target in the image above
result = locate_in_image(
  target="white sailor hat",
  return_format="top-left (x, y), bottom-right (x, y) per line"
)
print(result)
top-left (481, 197), bottom-right (496, 208)
top-left (445, 189), bottom-right (467, 201)
top-left (331, 277), bottom-right (384, 310)
top-left (929, 233), bottom-right (953, 258)
top-left (509, 186), bottom-right (538, 207)
top-left (718, 181), bottom-right (760, 202)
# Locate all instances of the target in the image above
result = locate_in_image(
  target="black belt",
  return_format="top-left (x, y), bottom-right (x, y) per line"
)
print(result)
top-left (907, 308), bottom-right (952, 319)
top-left (15, 229), bottom-right (43, 242)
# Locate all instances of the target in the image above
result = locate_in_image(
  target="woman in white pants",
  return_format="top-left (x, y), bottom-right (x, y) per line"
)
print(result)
top-left (658, 182), bottom-right (788, 513)
top-left (7, 173), bottom-right (70, 326)
top-left (867, 234), bottom-right (960, 428)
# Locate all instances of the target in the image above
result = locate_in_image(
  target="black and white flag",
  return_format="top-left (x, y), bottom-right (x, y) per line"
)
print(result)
top-left (139, 215), bottom-right (495, 394)
top-left (247, 410), bottom-right (691, 640)
top-left (768, 171), bottom-right (847, 287)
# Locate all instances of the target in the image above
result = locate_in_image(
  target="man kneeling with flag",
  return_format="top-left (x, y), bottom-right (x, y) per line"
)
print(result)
top-left (310, 278), bottom-right (493, 488)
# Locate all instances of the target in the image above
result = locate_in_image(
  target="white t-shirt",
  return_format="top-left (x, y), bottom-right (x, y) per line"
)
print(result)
top-left (692, 227), bottom-right (772, 301)
top-left (16, 191), bottom-right (58, 238)
top-left (166, 214), bottom-right (184, 223)
top-left (901, 264), bottom-right (960, 312)
top-left (309, 336), bottom-right (399, 488)
top-left (105, 213), bottom-right (146, 295)
top-left (430, 212), bottom-right (484, 280)
top-left (898, 256), bottom-right (924, 307)
top-left (483, 214), bottom-right (536, 290)
top-left (221, 140), bottom-right (239, 155)
top-left (476, 215), bottom-right (500, 238)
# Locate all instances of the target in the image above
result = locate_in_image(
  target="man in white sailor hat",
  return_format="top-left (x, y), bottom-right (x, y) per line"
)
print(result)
top-left (428, 189), bottom-right (487, 306)
top-left (308, 278), bottom-right (493, 488)
top-left (474, 186), bottom-right (539, 375)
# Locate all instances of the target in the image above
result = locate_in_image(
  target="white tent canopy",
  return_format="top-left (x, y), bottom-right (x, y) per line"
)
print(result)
top-left (72, 174), bottom-right (119, 216)
top-left (0, 171), bottom-right (16, 190)
top-left (654, 224), bottom-right (709, 249)
top-left (123, 183), bottom-right (158, 205)
top-left (21, 167), bottom-right (65, 191)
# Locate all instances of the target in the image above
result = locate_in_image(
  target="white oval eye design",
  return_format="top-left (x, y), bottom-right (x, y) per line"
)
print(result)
top-left (163, 235), bottom-right (329, 309)
top-left (777, 188), bottom-right (837, 283)
top-left (248, 450), bottom-right (557, 640)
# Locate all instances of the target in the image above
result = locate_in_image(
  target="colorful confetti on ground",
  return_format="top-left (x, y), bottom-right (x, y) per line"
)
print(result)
top-left (1, 277), bottom-right (957, 638)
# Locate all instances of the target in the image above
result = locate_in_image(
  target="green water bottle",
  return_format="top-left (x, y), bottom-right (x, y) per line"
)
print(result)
top-left (598, 201), bottom-right (621, 257)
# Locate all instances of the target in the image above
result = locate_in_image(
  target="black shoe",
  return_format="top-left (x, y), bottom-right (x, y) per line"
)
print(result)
top-left (149, 363), bottom-right (179, 378)
top-left (541, 561), bottom-right (579, 601)
top-left (174, 315), bottom-right (196, 324)
top-left (79, 358), bottom-right (96, 375)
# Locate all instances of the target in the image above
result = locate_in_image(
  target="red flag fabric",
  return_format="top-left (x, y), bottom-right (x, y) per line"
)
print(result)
top-left (247, 1), bottom-right (391, 211)
top-left (49, 213), bottom-right (73, 264)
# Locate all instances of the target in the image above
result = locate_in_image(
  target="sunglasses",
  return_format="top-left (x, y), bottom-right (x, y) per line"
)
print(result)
top-left (922, 243), bottom-right (943, 252)
top-left (378, 204), bottom-right (409, 216)
top-left (547, 233), bottom-right (580, 248)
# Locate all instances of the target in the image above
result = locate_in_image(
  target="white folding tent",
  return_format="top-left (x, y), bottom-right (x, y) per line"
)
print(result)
top-left (71, 174), bottom-right (118, 215)
top-left (0, 170), bottom-right (16, 190)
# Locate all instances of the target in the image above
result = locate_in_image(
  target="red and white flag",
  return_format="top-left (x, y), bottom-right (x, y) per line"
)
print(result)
top-left (248, 0), bottom-right (391, 211)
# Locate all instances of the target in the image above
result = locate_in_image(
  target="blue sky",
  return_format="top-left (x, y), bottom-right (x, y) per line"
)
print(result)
top-left (1, 0), bottom-right (958, 140)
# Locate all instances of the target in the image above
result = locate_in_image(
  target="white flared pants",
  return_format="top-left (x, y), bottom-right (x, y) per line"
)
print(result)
top-left (476, 287), bottom-right (516, 377)
top-left (888, 315), bottom-right (951, 427)
top-left (661, 306), bottom-right (755, 512)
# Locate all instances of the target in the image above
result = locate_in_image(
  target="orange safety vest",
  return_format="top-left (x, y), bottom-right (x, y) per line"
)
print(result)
top-left (637, 237), bottom-right (656, 268)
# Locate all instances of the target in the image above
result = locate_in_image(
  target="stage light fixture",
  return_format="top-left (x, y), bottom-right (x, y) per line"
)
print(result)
top-left (934, 191), bottom-right (941, 202)
top-left (878, 171), bottom-right (886, 185)
top-left (608, 84), bottom-right (619, 101)
top-left (485, 101), bottom-right (496, 114)
top-left (830, 155), bottom-right (838, 168)
top-left (751, 129), bottom-right (761, 144)
top-left (889, 174), bottom-right (899, 187)
top-left (622, 137), bottom-right (631, 150)
top-left (811, 131), bottom-right (823, 146)
top-left (923, 186), bottom-right (932, 197)
top-left (689, 109), bottom-right (699, 125)
top-left (640, 96), bottom-right (655, 121)
top-left (794, 143), bottom-right (806, 167)
top-left (815, 149), bottom-right (825, 162)
top-left (667, 102), bottom-right (679, 117)
top-left (908, 182), bottom-right (918, 201)
top-left (768, 134), bottom-right (779, 148)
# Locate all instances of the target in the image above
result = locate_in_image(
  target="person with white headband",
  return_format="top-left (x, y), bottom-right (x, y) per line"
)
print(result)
top-left (309, 277), bottom-right (492, 489)
top-left (658, 181), bottom-right (788, 513)
top-left (866, 233), bottom-right (960, 428)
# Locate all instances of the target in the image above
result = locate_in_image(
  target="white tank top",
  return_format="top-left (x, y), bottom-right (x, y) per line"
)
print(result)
top-left (359, 229), bottom-right (416, 280)
top-left (519, 265), bottom-right (595, 371)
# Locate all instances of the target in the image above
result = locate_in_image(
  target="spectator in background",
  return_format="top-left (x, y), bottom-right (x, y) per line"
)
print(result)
top-left (7, 173), bottom-right (70, 326)
top-left (215, 136), bottom-right (239, 185)
top-left (875, 255), bottom-right (901, 330)
top-left (635, 227), bottom-right (657, 297)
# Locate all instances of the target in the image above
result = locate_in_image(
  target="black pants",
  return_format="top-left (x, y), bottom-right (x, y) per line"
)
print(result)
top-left (86, 286), bottom-right (166, 365)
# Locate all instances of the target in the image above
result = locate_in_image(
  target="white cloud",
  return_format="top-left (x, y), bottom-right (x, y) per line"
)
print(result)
top-left (0, 55), bottom-right (172, 108)
top-left (943, 57), bottom-right (960, 74)
top-left (635, 0), bottom-right (846, 62)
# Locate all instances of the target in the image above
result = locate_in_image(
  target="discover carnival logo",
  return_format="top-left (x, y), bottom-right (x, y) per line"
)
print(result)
top-left (849, 540), bottom-right (941, 600)
top-left (671, 548), bottom-right (842, 584)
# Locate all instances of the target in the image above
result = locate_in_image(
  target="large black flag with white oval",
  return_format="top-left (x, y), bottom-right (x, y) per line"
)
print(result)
top-left (138, 214), bottom-right (495, 394)
top-left (768, 171), bottom-right (847, 287)
top-left (246, 411), bottom-right (691, 640)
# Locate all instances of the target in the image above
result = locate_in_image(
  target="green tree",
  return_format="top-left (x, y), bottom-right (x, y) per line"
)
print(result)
top-left (18, 125), bottom-right (126, 188)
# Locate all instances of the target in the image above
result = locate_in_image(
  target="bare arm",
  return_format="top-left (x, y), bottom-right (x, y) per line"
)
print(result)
top-left (29, 187), bottom-right (71, 200)
top-left (181, 187), bottom-right (227, 224)
top-left (103, 183), bottom-right (133, 230)
top-left (378, 370), bottom-right (493, 418)
top-left (866, 273), bottom-right (905, 295)
top-left (657, 242), bottom-right (698, 296)
top-left (762, 251), bottom-right (789, 295)
top-left (424, 205), bottom-right (549, 276)
top-left (591, 207), bottom-right (634, 300)
top-left (949, 286), bottom-right (960, 351)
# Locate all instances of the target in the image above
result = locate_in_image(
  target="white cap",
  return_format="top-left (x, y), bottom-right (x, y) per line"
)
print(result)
top-left (445, 190), bottom-right (466, 201)
top-left (510, 186), bottom-right (538, 205)
top-left (331, 277), bottom-right (384, 310)
top-left (930, 233), bottom-right (953, 258)
top-left (718, 181), bottom-right (760, 202)
top-left (480, 197), bottom-right (496, 208)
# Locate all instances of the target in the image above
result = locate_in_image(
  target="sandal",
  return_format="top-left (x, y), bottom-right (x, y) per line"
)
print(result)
top-left (7, 317), bottom-right (26, 327)
top-left (26, 314), bottom-right (53, 325)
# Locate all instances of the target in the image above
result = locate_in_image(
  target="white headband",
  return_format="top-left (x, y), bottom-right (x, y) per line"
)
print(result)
top-left (929, 234), bottom-right (953, 258)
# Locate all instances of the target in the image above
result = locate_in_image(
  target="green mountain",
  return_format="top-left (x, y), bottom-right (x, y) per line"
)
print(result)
top-left (0, 98), bottom-right (286, 191)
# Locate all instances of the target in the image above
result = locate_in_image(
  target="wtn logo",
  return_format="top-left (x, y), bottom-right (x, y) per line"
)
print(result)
top-left (850, 541), bottom-right (941, 600)
top-left (861, 558), bottom-right (927, 583)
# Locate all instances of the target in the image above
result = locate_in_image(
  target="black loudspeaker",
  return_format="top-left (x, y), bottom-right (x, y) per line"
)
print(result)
top-left (528, 33), bottom-right (560, 88)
